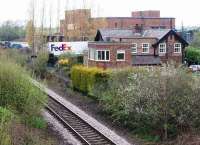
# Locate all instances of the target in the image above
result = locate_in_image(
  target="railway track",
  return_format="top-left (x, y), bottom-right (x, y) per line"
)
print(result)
top-left (46, 95), bottom-right (116, 145)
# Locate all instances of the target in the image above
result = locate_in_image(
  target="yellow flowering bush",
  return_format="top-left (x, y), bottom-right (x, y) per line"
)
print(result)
top-left (58, 59), bottom-right (69, 66)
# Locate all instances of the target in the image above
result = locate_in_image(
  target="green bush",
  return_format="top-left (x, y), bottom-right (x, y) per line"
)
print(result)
top-left (185, 47), bottom-right (200, 65)
top-left (71, 65), bottom-right (110, 96)
top-left (32, 50), bottom-right (49, 78)
top-left (95, 66), bottom-right (200, 140)
top-left (0, 107), bottom-right (14, 145)
top-left (0, 57), bottom-right (47, 117)
top-left (191, 31), bottom-right (200, 48)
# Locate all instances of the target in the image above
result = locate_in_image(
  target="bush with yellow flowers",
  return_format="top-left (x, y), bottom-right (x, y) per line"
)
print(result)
top-left (58, 59), bottom-right (69, 66)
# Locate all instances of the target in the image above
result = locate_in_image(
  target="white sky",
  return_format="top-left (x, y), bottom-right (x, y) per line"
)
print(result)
top-left (0, 0), bottom-right (199, 28)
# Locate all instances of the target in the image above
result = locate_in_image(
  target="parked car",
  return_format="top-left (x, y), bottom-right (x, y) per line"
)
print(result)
top-left (189, 65), bottom-right (200, 72)
top-left (11, 43), bottom-right (23, 49)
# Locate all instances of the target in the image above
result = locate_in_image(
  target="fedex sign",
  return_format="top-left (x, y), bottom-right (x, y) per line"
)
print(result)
top-left (48, 42), bottom-right (71, 56)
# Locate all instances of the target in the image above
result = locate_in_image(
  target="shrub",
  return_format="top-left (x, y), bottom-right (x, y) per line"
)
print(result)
top-left (71, 65), bottom-right (110, 96)
top-left (58, 53), bottom-right (83, 69)
top-left (32, 50), bottom-right (49, 78)
top-left (185, 47), bottom-right (200, 65)
top-left (95, 65), bottom-right (200, 140)
top-left (0, 57), bottom-right (47, 117)
top-left (58, 59), bottom-right (69, 66)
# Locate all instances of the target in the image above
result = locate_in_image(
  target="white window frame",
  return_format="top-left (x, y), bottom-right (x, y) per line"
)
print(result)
top-left (142, 43), bottom-right (150, 53)
top-left (116, 50), bottom-right (125, 61)
top-left (174, 43), bottom-right (182, 53)
top-left (96, 50), bottom-right (110, 61)
top-left (89, 48), bottom-right (96, 60)
top-left (159, 43), bottom-right (166, 54)
top-left (131, 43), bottom-right (137, 53)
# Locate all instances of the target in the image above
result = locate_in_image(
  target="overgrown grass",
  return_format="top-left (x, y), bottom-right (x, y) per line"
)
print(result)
top-left (0, 107), bottom-right (14, 145)
top-left (26, 116), bottom-right (47, 129)
top-left (3, 49), bottom-right (28, 67)
top-left (0, 49), bottom-right (52, 144)
top-left (0, 56), bottom-right (47, 116)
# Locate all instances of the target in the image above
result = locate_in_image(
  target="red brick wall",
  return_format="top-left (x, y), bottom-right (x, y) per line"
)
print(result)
top-left (121, 38), bottom-right (157, 55)
top-left (60, 9), bottom-right (176, 35)
top-left (106, 18), bottom-right (175, 29)
top-left (132, 10), bottom-right (160, 18)
top-left (88, 43), bottom-right (132, 68)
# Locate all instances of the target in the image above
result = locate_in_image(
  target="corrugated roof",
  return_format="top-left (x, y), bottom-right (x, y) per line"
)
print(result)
top-left (132, 55), bottom-right (161, 65)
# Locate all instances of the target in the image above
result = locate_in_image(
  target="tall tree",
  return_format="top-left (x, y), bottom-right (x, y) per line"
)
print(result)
top-left (25, 20), bottom-right (35, 46)
top-left (191, 31), bottom-right (200, 48)
top-left (26, 0), bottom-right (36, 54)
top-left (0, 21), bottom-right (25, 41)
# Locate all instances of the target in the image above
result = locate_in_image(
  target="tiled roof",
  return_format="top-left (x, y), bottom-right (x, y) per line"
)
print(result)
top-left (98, 29), bottom-right (137, 40)
top-left (98, 29), bottom-right (171, 41)
top-left (132, 55), bottom-right (161, 65)
top-left (142, 29), bottom-right (171, 39)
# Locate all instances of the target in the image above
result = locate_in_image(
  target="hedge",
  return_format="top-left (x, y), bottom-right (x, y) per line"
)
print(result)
top-left (71, 65), bottom-right (110, 96)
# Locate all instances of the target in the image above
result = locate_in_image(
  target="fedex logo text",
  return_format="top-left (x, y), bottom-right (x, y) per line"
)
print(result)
top-left (50, 44), bottom-right (71, 51)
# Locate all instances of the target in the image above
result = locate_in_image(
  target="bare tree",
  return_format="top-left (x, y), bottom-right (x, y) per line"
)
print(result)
top-left (49, 2), bottom-right (53, 35)
top-left (56, 0), bottom-right (61, 33)
top-left (39, 0), bottom-right (46, 49)
top-left (26, 0), bottom-right (36, 55)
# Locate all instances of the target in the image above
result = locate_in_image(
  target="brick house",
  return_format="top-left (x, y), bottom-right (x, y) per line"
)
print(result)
top-left (86, 29), bottom-right (188, 68)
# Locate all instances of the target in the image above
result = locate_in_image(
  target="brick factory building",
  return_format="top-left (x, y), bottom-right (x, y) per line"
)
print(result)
top-left (60, 9), bottom-right (175, 41)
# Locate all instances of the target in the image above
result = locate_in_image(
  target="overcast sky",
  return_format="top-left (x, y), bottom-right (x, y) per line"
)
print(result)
top-left (0, 0), bottom-right (199, 28)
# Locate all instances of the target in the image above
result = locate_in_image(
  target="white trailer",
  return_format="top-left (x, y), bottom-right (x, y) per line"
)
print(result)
top-left (47, 41), bottom-right (88, 56)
